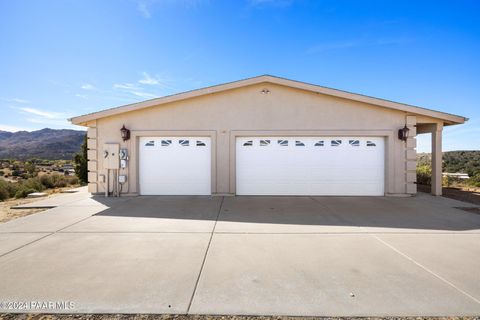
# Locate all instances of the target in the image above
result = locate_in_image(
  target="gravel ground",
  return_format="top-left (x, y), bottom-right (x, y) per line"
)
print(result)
top-left (0, 316), bottom-right (479, 320)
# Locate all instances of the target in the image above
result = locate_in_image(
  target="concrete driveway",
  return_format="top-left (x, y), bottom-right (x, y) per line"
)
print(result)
top-left (0, 187), bottom-right (479, 316)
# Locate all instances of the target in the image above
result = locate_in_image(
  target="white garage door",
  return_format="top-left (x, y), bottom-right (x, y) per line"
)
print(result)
top-left (139, 137), bottom-right (211, 195)
top-left (236, 137), bottom-right (385, 196)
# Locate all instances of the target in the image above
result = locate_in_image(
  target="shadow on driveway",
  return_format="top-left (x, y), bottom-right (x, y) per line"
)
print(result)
top-left (90, 194), bottom-right (480, 232)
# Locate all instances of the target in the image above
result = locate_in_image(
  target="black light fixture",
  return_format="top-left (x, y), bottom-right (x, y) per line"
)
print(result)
top-left (120, 124), bottom-right (130, 142)
top-left (398, 125), bottom-right (410, 141)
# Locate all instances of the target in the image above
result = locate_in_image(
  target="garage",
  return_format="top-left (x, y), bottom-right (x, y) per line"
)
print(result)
top-left (139, 137), bottom-right (211, 195)
top-left (236, 137), bottom-right (385, 196)
top-left (71, 75), bottom-right (466, 197)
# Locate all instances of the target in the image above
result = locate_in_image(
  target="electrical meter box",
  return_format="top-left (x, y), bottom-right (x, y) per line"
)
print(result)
top-left (103, 143), bottom-right (119, 169)
top-left (119, 149), bottom-right (128, 160)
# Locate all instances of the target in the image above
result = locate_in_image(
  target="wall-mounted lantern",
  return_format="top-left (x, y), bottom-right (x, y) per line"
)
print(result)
top-left (120, 124), bottom-right (130, 142)
top-left (398, 125), bottom-right (410, 141)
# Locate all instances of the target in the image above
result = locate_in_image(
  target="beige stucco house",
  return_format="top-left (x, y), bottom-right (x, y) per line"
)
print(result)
top-left (70, 75), bottom-right (466, 197)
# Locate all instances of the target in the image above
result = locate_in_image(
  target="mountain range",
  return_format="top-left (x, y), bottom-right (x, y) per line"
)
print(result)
top-left (0, 128), bottom-right (86, 160)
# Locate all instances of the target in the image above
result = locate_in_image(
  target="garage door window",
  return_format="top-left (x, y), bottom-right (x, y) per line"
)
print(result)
top-left (314, 140), bottom-right (324, 147)
top-left (366, 141), bottom-right (376, 147)
top-left (260, 139), bottom-right (271, 146)
top-left (179, 139), bottom-right (189, 146)
top-left (161, 140), bottom-right (172, 146)
top-left (196, 140), bottom-right (206, 146)
top-left (295, 140), bottom-right (305, 147)
top-left (331, 140), bottom-right (342, 147)
top-left (349, 140), bottom-right (360, 147)
top-left (145, 140), bottom-right (155, 147)
top-left (277, 140), bottom-right (288, 146)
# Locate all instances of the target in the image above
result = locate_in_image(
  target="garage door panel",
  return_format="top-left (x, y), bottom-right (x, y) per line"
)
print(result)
top-left (236, 137), bottom-right (385, 196)
top-left (139, 137), bottom-right (211, 195)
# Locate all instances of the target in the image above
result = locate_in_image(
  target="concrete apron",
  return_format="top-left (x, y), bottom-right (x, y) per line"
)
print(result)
top-left (0, 192), bottom-right (479, 315)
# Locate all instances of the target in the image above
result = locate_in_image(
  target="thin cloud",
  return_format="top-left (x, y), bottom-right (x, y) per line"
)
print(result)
top-left (138, 72), bottom-right (176, 90)
top-left (139, 72), bottom-right (161, 85)
top-left (18, 107), bottom-right (76, 129)
top-left (75, 94), bottom-right (88, 99)
top-left (81, 83), bottom-right (96, 90)
top-left (20, 107), bottom-right (63, 119)
top-left (2, 98), bottom-right (29, 104)
top-left (130, 91), bottom-right (157, 99)
top-left (114, 83), bottom-right (138, 90)
top-left (113, 82), bottom-right (158, 100)
top-left (134, 0), bottom-right (207, 18)
top-left (137, 0), bottom-right (151, 18)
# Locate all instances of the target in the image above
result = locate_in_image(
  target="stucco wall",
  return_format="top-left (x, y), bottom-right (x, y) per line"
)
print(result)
top-left (88, 82), bottom-right (422, 195)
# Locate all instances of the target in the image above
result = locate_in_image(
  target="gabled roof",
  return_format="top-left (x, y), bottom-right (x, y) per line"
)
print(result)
top-left (70, 75), bottom-right (467, 126)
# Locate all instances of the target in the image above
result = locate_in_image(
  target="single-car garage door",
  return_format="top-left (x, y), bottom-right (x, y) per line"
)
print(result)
top-left (236, 137), bottom-right (384, 196)
top-left (139, 137), bottom-right (211, 195)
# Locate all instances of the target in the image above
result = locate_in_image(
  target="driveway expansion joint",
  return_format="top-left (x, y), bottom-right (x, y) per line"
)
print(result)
top-left (0, 211), bottom-right (95, 260)
top-left (187, 196), bottom-right (225, 314)
top-left (370, 233), bottom-right (480, 305)
top-left (0, 233), bottom-right (52, 260)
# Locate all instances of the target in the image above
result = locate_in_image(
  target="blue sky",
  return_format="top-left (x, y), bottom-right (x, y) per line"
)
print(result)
top-left (0, 0), bottom-right (478, 152)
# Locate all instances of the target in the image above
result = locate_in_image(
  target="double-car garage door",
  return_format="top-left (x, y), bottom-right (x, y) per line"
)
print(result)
top-left (139, 136), bottom-right (385, 196)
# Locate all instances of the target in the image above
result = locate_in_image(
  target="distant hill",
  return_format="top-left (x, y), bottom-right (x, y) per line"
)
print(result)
top-left (418, 151), bottom-right (480, 176)
top-left (0, 128), bottom-right (86, 160)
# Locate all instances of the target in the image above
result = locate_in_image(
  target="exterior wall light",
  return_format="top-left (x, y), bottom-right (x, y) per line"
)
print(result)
top-left (398, 125), bottom-right (410, 141)
top-left (120, 124), bottom-right (130, 142)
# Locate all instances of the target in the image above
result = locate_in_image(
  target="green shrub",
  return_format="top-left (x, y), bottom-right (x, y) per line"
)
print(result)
top-left (15, 187), bottom-right (37, 199)
top-left (442, 175), bottom-right (451, 187)
top-left (0, 180), bottom-right (18, 199)
top-left (417, 164), bottom-right (432, 186)
top-left (22, 177), bottom-right (44, 192)
top-left (38, 174), bottom-right (78, 189)
top-left (467, 173), bottom-right (480, 187)
top-left (0, 187), bottom-right (8, 201)
top-left (67, 176), bottom-right (79, 185)
top-left (39, 174), bottom-right (55, 188)
top-left (11, 170), bottom-right (21, 177)
top-left (0, 170), bottom-right (4, 176)
top-left (54, 177), bottom-right (67, 188)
